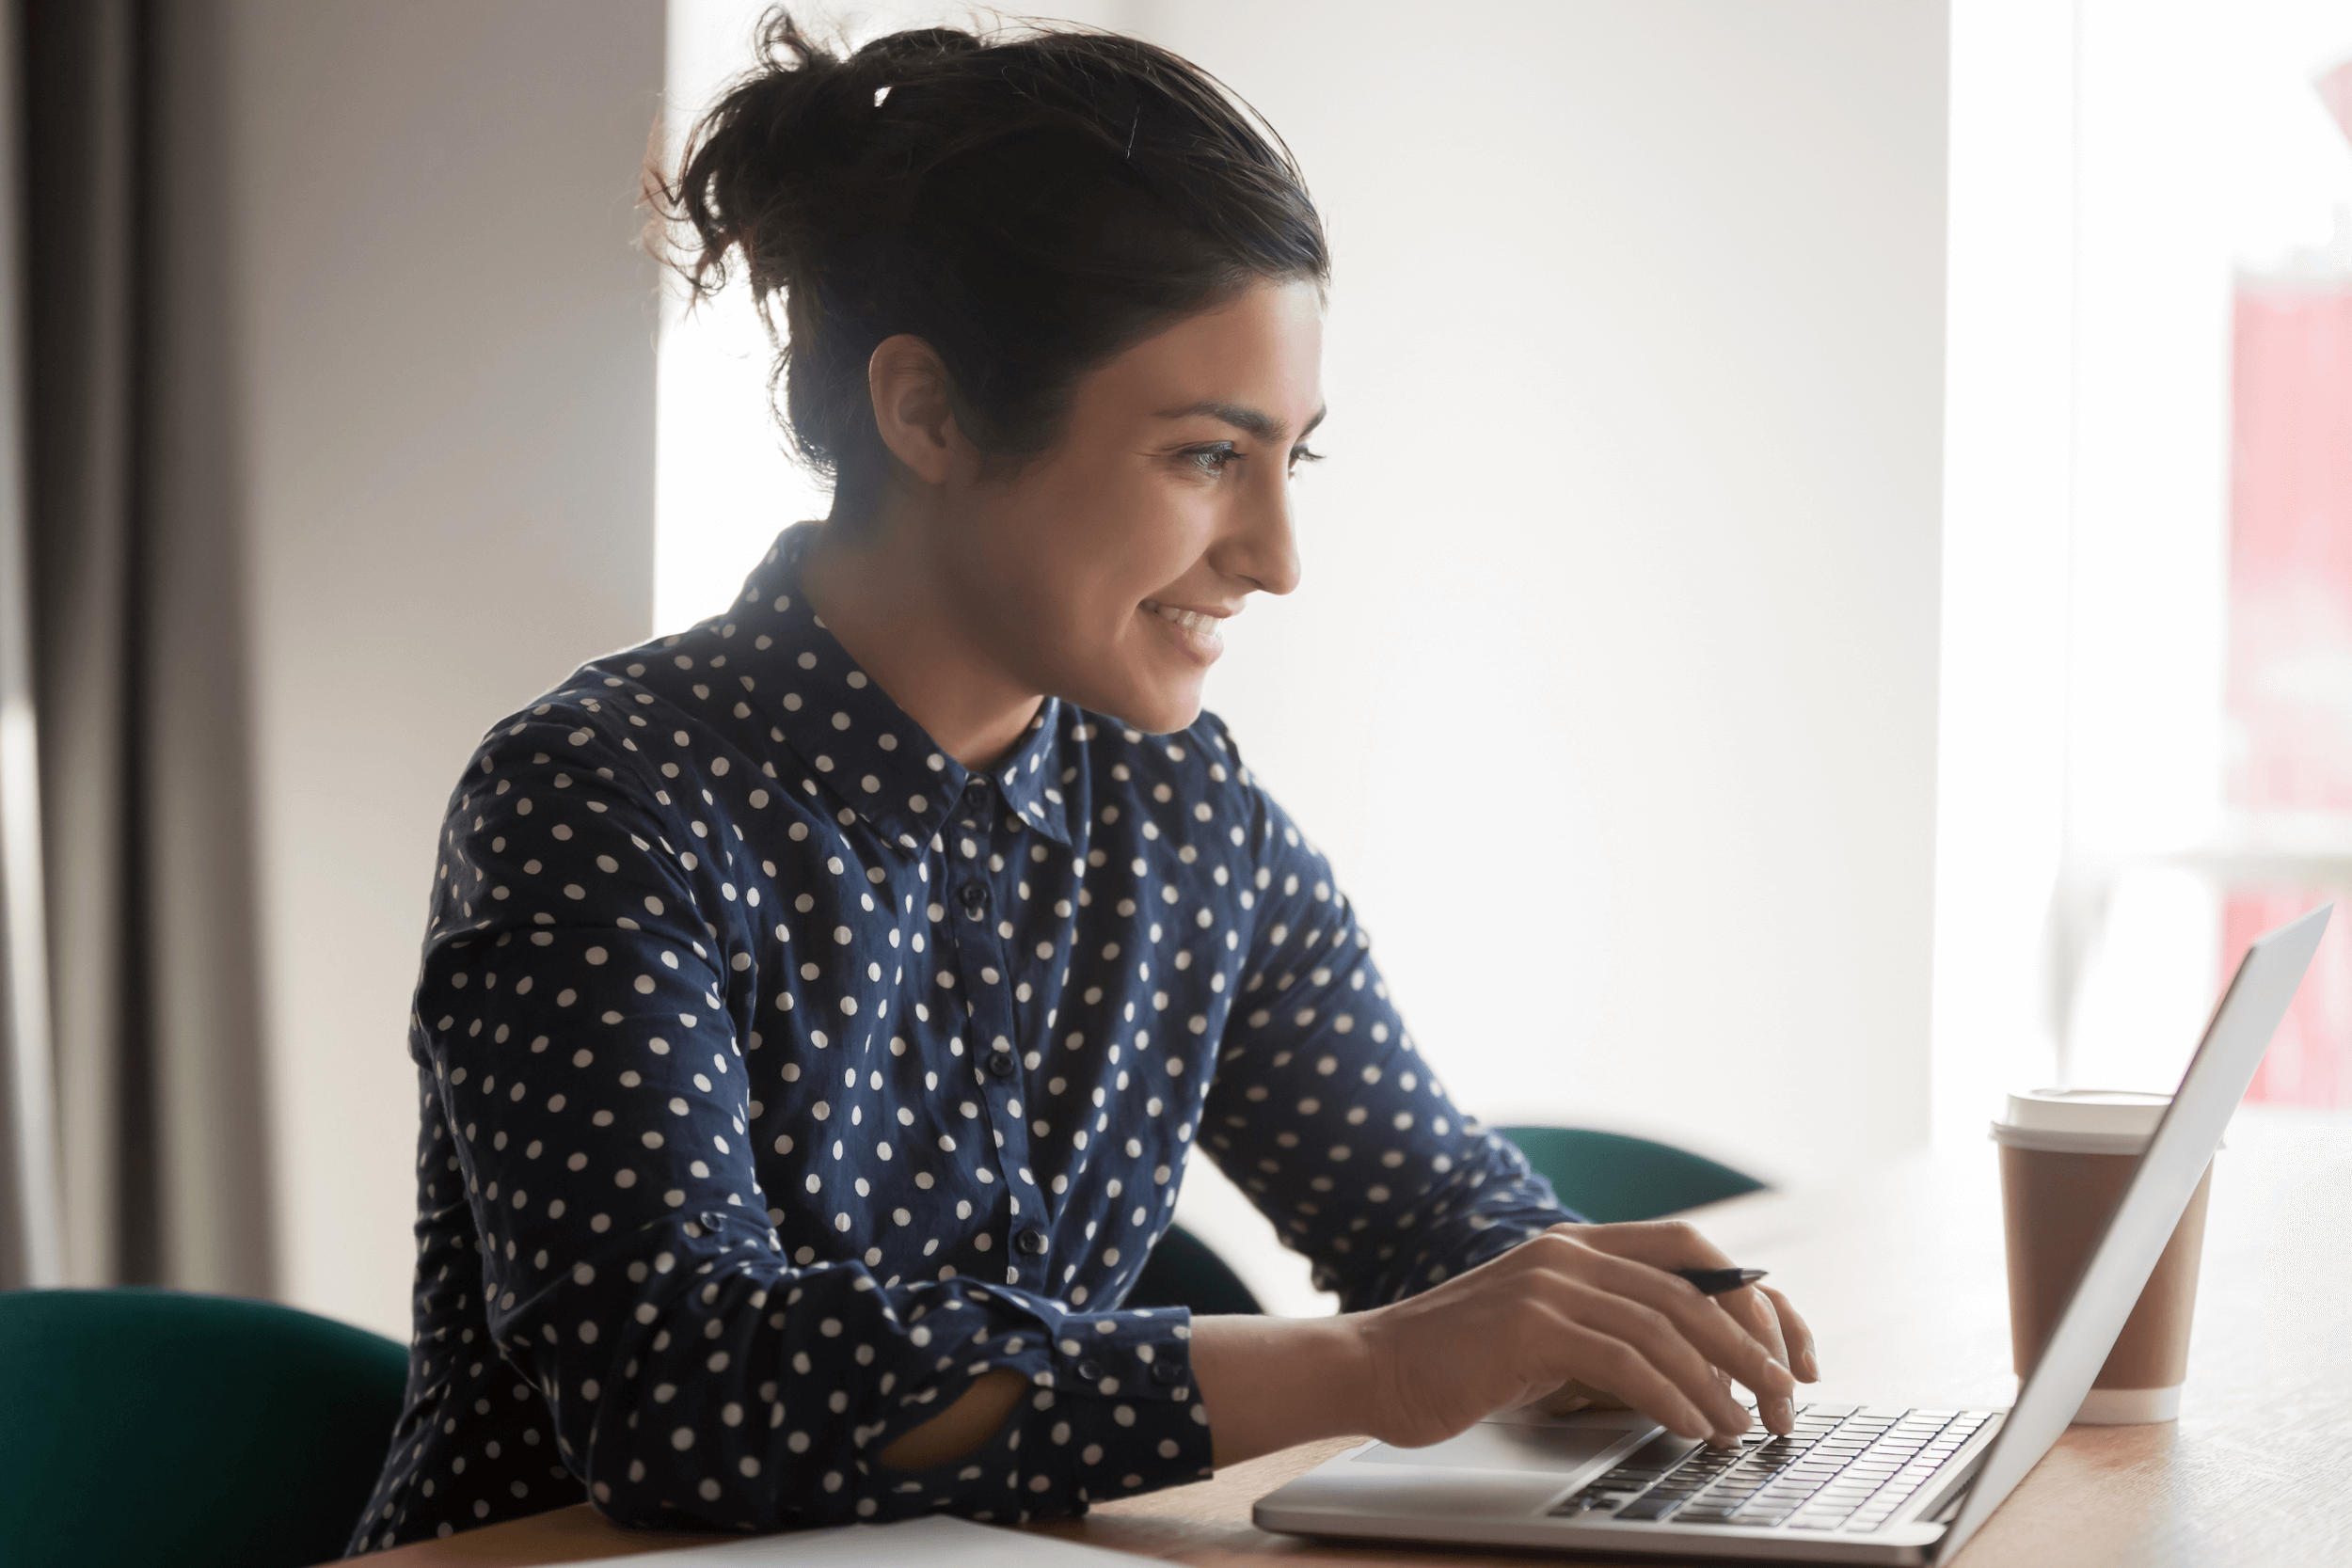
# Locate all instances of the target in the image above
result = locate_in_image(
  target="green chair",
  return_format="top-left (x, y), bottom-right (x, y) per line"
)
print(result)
top-left (0, 1287), bottom-right (409, 1568)
top-left (1125, 1224), bottom-right (1263, 1316)
top-left (1494, 1126), bottom-right (1767, 1223)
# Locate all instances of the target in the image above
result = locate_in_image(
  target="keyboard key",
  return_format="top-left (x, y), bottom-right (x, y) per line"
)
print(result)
top-left (1613, 1497), bottom-right (1681, 1522)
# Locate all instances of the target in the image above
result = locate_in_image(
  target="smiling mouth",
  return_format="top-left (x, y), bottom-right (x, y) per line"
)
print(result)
top-left (1140, 599), bottom-right (1225, 637)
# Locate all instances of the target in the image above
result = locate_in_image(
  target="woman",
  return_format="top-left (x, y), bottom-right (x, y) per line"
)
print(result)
top-left (350, 12), bottom-right (1815, 1552)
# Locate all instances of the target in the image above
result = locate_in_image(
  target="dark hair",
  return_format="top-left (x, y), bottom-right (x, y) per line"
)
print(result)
top-left (652, 9), bottom-right (1328, 515)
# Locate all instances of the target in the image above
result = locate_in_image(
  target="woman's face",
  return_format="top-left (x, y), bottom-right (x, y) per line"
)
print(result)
top-left (936, 277), bottom-right (1325, 735)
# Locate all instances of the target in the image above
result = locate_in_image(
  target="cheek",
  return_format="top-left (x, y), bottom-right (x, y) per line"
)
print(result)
top-left (1007, 475), bottom-right (1211, 635)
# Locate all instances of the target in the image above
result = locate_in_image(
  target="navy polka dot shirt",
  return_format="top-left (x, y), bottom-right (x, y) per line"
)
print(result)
top-left (349, 524), bottom-right (1573, 1552)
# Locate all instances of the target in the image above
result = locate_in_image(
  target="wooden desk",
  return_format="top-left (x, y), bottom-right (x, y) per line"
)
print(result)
top-left (348, 1109), bottom-right (2352, 1568)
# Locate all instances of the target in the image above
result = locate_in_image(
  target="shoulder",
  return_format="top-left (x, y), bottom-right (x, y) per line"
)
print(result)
top-left (442, 674), bottom-right (662, 838)
top-left (446, 624), bottom-right (787, 836)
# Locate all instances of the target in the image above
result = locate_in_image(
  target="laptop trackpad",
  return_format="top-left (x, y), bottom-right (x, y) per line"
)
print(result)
top-left (1354, 1412), bottom-right (1651, 1475)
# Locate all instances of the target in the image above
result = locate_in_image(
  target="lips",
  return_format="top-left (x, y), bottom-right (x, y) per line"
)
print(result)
top-left (1139, 599), bottom-right (1225, 637)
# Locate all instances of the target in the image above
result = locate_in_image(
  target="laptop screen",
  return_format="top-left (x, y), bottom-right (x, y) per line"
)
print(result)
top-left (1933, 904), bottom-right (2329, 1564)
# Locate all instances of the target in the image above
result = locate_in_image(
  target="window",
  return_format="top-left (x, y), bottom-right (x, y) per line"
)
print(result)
top-left (2218, 66), bottom-right (2352, 1106)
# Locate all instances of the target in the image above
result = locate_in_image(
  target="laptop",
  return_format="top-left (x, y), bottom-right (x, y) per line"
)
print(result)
top-left (1253, 904), bottom-right (2331, 1566)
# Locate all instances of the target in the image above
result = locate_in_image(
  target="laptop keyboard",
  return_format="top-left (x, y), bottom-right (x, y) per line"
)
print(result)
top-left (1549, 1404), bottom-right (1994, 1533)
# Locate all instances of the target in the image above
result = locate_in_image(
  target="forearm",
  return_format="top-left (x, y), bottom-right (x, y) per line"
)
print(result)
top-left (1190, 1314), bottom-right (1376, 1467)
top-left (878, 1369), bottom-right (1029, 1470)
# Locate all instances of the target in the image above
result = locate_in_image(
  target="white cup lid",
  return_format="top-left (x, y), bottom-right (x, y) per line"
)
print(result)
top-left (1990, 1087), bottom-right (2175, 1153)
top-left (1999, 1087), bottom-right (2171, 1135)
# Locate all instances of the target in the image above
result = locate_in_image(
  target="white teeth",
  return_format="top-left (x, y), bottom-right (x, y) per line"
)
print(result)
top-left (1142, 600), bottom-right (1221, 639)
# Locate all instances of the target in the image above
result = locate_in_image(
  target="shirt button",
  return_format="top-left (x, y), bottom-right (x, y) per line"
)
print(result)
top-left (1076, 1358), bottom-right (1105, 1382)
top-left (1150, 1360), bottom-right (1185, 1386)
top-left (960, 884), bottom-right (988, 919)
top-left (1015, 1226), bottom-right (1048, 1256)
top-left (986, 1051), bottom-right (1016, 1080)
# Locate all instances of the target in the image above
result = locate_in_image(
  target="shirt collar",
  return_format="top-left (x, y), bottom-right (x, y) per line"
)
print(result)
top-left (725, 525), bottom-right (1078, 855)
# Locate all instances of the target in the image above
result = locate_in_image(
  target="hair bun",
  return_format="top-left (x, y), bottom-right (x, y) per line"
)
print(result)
top-left (648, 6), bottom-right (1326, 517)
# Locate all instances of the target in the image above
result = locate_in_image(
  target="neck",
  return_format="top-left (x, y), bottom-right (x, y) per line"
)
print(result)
top-left (798, 507), bottom-right (1043, 771)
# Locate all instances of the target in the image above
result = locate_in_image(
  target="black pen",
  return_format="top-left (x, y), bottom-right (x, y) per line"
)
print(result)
top-left (1675, 1267), bottom-right (1767, 1296)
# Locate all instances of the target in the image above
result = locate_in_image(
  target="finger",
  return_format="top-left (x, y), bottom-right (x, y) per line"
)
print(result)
top-left (1564, 1223), bottom-right (1805, 1401)
top-left (1551, 1378), bottom-right (1631, 1412)
top-left (1715, 1285), bottom-right (1796, 1434)
top-left (1534, 1386), bottom-right (1596, 1417)
top-left (1518, 1230), bottom-right (1790, 1432)
top-left (1758, 1284), bottom-right (1820, 1382)
top-left (1553, 1276), bottom-right (1754, 1439)
top-left (1560, 1247), bottom-right (1795, 1406)
top-left (1532, 1313), bottom-right (1718, 1443)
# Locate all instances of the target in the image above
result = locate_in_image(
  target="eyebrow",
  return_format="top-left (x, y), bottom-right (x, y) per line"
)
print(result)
top-left (1158, 400), bottom-right (1329, 442)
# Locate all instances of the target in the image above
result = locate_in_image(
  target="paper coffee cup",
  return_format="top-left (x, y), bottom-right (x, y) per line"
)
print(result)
top-left (1990, 1089), bottom-right (2213, 1425)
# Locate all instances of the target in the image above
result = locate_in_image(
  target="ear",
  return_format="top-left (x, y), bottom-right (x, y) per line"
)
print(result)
top-left (866, 334), bottom-right (963, 487)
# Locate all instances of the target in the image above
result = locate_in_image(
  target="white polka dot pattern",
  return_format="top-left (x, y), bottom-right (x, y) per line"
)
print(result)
top-left (348, 524), bottom-right (1570, 1552)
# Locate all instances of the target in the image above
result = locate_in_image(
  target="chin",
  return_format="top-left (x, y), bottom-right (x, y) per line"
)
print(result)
top-left (1074, 675), bottom-right (1205, 736)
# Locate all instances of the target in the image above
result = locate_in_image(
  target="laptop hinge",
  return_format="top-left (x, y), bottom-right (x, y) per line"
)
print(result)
top-left (1915, 1447), bottom-right (1990, 1529)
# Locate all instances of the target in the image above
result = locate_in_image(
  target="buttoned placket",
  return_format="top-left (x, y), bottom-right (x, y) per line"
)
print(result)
top-left (943, 773), bottom-right (1050, 1286)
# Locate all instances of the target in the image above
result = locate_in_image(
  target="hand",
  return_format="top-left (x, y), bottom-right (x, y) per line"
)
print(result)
top-left (1350, 1219), bottom-right (1819, 1449)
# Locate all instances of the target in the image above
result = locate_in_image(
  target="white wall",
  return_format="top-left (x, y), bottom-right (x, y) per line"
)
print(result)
top-left (226, 1), bottom-right (663, 1336)
top-left (1929, 0), bottom-right (2080, 1146)
top-left (658, 2), bottom-right (1950, 1310)
top-left (1136, 0), bottom-right (1947, 1211)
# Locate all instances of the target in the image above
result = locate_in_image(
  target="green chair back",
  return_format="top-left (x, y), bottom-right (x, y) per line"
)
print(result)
top-left (1124, 1224), bottom-right (1263, 1316)
top-left (0, 1287), bottom-right (408, 1568)
top-left (1495, 1126), bottom-right (1767, 1223)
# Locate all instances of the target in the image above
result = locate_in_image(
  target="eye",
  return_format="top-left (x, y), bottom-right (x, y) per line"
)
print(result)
top-left (1186, 443), bottom-right (1239, 477)
top-left (1289, 444), bottom-right (1326, 470)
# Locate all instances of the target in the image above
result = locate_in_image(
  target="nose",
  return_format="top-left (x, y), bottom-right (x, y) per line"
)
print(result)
top-left (1215, 466), bottom-right (1302, 597)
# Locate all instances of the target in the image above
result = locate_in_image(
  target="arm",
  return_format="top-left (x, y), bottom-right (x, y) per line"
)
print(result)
top-left (1169, 729), bottom-right (1816, 1455)
top-left (1200, 757), bottom-right (1571, 1307)
top-left (428, 716), bottom-right (1210, 1528)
